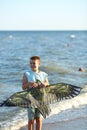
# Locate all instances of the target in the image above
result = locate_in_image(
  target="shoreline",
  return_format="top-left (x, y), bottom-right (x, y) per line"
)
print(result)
top-left (20, 116), bottom-right (87, 130)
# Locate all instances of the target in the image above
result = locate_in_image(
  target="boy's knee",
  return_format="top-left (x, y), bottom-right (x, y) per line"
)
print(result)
top-left (29, 120), bottom-right (34, 124)
top-left (36, 117), bottom-right (42, 123)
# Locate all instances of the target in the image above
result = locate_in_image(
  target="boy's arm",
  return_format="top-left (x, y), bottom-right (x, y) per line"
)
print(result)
top-left (40, 78), bottom-right (49, 88)
top-left (22, 75), bottom-right (29, 90)
top-left (22, 75), bottom-right (38, 90)
top-left (44, 78), bottom-right (49, 86)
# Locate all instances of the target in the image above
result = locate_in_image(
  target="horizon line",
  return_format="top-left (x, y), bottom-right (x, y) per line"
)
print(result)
top-left (0, 29), bottom-right (87, 32)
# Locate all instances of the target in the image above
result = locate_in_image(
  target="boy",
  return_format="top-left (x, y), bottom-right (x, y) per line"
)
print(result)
top-left (22, 56), bottom-right (49, 130)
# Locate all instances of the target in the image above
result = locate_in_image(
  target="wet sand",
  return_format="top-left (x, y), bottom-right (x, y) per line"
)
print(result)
top-left (20, 117), bottom-right (87, 130)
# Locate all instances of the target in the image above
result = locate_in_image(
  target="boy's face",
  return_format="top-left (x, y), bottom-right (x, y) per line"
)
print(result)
top-left (30, 59), bottom-right (40, 72)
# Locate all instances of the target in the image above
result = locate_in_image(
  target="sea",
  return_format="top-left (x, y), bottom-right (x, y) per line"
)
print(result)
top-left (0, 31), bottom-right (87, 130)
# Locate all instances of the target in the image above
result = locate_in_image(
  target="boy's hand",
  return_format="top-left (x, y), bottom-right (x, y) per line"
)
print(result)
top-left (40, 83), bottom-right (46, 88)
top-left (30, 82), bottom-right (38, 88)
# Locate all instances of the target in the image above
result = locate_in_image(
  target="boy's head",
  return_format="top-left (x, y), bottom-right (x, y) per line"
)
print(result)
top-left (30, 56), bottom-right (40, 72)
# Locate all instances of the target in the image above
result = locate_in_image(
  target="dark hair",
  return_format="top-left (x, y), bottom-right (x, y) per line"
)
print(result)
top-left (30, 56), bottom-right (40, 61)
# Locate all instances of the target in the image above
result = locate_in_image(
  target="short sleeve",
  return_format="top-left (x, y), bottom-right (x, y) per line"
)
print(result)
top-left (43, 72), bottom-right (48, 82)
top-left (42, 72), bottom-right (48, 82)
top-left (24, 71), bottom-right (30, 81)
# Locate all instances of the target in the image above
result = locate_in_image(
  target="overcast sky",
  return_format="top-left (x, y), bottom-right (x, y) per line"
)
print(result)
top-left (0, 0), bottom-right (87, 30)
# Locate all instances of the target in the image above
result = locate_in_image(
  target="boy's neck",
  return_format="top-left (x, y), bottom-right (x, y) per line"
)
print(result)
top-left (31, 69), bottom-right (39, 73)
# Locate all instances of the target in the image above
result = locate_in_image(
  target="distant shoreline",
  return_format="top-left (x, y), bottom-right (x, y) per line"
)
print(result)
top-left (0, 30), bottom-right (87, 32)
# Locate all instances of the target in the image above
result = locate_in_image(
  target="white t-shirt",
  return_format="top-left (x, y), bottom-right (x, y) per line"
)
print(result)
top-left (24, 69), bottom-right (48, 87)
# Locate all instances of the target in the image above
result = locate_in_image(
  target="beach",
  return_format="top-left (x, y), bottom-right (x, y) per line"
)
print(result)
top-left (0, 31), bottom-right (87, 130)
top-left (20, 117), bottom-right (87, 130)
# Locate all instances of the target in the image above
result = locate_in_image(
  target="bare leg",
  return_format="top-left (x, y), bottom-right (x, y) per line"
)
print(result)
top-left (28, 120), bottom-right (34, 130)
top-left (36, 117), bottom-right (42, 130)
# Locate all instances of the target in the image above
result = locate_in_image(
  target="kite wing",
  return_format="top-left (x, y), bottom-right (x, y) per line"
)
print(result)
top-left (0, 82), bottom-right (81, 118)
top-left (0, 90), bottom-right (37, 107)
top-left (43, 83), bottom-right (81, 104)
top-left (0, 89), bottom-right (50, 118)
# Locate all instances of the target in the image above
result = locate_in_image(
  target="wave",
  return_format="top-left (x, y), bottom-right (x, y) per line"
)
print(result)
top-left (41, 65), bottom-right (87, 86)
top-left (40, 65), bottom-right (70, 75)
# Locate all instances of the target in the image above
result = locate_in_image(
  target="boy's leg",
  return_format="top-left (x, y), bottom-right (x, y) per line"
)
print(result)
top-left (28, 120), bottom-right (34, 130)
top-left (36, 117), bottom-right (42, 130)
top-left (27, 107), bottom-right (35, 130)
top-left (35, 108), bottom-right (43, 130)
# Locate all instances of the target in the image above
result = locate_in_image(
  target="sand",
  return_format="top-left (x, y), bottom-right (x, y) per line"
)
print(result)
top-left (20, 117), bottom-right (87, 130)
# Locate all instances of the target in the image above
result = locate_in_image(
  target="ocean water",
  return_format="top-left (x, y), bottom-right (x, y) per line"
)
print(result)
top-left (0, 31), bottom-right (87, 130)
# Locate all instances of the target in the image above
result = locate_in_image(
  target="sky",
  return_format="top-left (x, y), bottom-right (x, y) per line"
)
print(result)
top-left (0, 0), bottom-right (87, 30)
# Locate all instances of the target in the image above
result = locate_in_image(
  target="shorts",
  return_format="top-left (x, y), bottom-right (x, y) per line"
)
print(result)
top-left (27, 107), bottom-right (42, 120)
